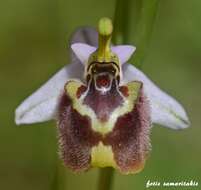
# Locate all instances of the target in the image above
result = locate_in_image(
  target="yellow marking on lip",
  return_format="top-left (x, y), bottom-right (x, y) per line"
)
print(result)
top-left (91, 142), bottom-right (116, 168)
top-left (65, 80), bottom-right (142, 135)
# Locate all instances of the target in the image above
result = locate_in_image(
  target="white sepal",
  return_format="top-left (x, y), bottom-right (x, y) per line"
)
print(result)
top-left (15, 63), bottom-right (84, 125)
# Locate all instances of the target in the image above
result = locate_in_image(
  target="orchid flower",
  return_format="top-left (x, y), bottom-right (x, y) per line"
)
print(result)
top-left (15, 18), bottom-right (190, 174)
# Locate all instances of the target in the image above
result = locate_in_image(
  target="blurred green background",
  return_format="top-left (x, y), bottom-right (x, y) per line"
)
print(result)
top-left (0, 0), bottom-right (200, 189)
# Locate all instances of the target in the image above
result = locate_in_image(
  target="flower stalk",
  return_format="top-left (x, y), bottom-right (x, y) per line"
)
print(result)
top-left (98, 168), bottom-right (114, 190)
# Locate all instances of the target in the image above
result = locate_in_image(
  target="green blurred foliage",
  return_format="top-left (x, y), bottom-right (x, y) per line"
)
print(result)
top-left (0, 0), bottom-right (200, 190)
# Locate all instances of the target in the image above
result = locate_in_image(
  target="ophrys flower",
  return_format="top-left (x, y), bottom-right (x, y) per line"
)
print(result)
top-left (15, 18), bottom-right (190, 174)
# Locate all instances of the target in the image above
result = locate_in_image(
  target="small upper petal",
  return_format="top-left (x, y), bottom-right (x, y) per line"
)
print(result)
top-left (15, 62), bottom-right (84, 125)
top-left (122, 63), bottom-right (190, 129)
top-left (111, 45), bottom-right (136, 64)
top-left (71, 43), bottom-right (96, 64)
top-left (71, 43), bottom-right (136, 65)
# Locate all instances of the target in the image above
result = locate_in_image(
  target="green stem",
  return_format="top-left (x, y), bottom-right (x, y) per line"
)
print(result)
top-left (131, 0), bottom-right (160, 68)
top-left (98, 168), bottom-right (114, 190)
top-left (113, 0), bottom-right (132, 44)
top-left (113, 0), bottom-right (160, 68)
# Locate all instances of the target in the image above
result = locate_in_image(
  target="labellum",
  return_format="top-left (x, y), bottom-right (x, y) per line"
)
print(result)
top-left (57, 18), bottom-right (151, 174)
